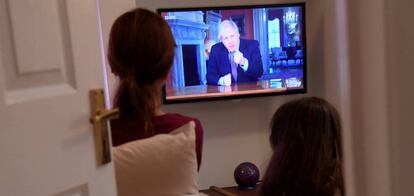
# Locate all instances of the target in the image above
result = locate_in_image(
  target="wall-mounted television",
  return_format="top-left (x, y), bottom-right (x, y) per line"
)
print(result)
top-left (158, 3), bottom-right (306, 104)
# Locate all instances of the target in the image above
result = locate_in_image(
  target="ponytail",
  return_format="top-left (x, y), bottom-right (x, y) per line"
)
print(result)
top-left (114, 73), bottom-right (155, 135)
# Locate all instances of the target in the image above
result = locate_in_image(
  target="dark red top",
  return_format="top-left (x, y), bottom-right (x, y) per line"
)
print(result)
top-left (110, 113), bottom-right (203, 169)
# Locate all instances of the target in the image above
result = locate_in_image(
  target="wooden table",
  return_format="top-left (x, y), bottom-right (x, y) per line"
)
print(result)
top-left (200, 184), bottom-right (261, 196)
top-left (165, 80), bottom-right (288, 101)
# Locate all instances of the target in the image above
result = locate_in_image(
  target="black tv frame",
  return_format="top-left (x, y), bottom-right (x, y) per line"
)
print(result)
top-left (158, 2), bottom-right (307, 104)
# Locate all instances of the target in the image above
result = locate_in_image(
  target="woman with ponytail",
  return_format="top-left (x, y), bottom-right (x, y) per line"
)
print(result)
top-left (108, 8), bottom-right (203, 169)
top-left (260, 97), bottom-right (344, 196)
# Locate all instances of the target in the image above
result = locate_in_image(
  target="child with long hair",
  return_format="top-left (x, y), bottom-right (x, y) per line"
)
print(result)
top-left (260, 97), bottom-right (344, 196)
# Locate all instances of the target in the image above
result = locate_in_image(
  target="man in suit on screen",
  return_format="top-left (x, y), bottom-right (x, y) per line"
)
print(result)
top-left (206, 19), bottom-right (263, 86)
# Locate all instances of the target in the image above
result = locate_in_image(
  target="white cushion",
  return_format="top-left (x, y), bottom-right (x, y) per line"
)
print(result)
top-left (113, 121), bottom-right (199, 196)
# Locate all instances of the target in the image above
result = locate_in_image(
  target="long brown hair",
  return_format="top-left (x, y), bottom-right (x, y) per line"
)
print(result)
top-left (107, 8), bottom-right (175, 133)
top-left (260, 97), bottom-right (344, 196)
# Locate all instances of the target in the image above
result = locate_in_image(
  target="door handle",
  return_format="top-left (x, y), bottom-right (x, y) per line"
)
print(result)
top-left (91, 109), bottom-right (119, 124)
top-left (89, 89), bottom-right (119, 165)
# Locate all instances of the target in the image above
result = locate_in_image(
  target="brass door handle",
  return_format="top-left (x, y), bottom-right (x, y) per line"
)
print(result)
top-left (89, 89), bottom-right (119, 165)
top-left (90, 108), bottom-right (119, 124)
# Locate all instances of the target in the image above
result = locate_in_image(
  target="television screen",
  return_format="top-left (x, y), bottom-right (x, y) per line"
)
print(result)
top-left (158, 3), bottom-right (306, 104)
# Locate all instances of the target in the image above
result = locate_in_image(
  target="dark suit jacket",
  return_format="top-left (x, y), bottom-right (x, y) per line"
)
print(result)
top-left (206, 39), bottom-right (263, 85)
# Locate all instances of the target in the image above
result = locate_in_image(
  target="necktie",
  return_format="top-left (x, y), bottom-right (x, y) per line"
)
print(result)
top-left (229, 52), bottom-right (238, 82)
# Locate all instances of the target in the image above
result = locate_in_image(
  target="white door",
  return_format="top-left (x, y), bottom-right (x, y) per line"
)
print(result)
top-left (0, 0), bottom-right (133, 195)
